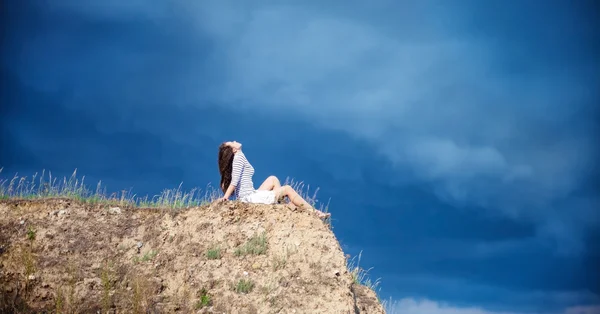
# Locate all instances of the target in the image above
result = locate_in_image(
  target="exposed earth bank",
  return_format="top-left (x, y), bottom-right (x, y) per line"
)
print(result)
top-left (0, 198), bottom-right (384, 313)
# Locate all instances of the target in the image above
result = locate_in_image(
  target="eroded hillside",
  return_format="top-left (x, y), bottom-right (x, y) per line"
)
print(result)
top-left (0, 198), bottom-right (384, 313)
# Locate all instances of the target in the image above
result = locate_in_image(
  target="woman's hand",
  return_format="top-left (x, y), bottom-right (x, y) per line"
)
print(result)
top-left (216, 196), bottom-right (228, 203)
top-left (216, 184), bottom-right (235, 203)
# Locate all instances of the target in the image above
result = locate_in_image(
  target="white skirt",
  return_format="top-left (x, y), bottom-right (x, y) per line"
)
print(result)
top-left (240, 190), bottom-right (277, 204)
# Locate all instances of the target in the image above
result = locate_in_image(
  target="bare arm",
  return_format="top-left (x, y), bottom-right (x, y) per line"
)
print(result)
top-left (223, 183), bottom-right (236, 200)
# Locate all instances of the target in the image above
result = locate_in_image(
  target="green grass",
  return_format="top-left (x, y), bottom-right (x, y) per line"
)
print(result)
top-left (206, 247), bottom-right (221, 260)
top-left (234, 279), bottom-right (254, 294)
top-left (26, 226), bottom-right (36, 241)
top-left (194, 288), bottom-right (212, 309)
top-left (234, 232), bottom-right (268, 256)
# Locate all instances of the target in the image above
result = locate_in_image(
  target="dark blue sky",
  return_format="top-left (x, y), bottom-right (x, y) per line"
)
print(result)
top-left (1, 1), bottom-right (599, 313)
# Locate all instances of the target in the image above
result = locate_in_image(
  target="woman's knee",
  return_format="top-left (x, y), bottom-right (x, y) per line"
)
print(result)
top-left (278, 185), bottom-right (288, 193)
top-left (283, 185), bottom-right (295, 194)
top-left (269, 175), bottom-right (280, 183)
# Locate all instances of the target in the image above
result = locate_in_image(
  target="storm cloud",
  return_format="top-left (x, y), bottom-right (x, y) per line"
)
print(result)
top-left (1, 1), bottom-right (598, 312)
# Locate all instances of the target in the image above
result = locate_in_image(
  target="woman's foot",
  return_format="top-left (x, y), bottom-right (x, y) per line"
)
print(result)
top-left (315, 210), bottom-right (331, 219)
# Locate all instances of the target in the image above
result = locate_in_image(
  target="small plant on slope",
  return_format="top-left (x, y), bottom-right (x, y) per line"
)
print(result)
top-left (206, 247), bottom-right (221, 260)
top-left (26, 226), bottom-right (36, 241)
top-left (141, 250), bottom-right (158, 262)
top-left (100, 261), bottom-right (115, 313)
top-left (194, 288), bottom-right (212, 309)
top-left (133, 250), bottom-right (158, 264)
top-left (131, 275), bottom-right (151, 314)
top-left (347, 251), bottom-right (382, 293)
top-left (54, 287), bottom-right (65, 314)
top-left (234, 279), bottom-right (255, 294)
top-left (234, 232), bottom-right (267, 256)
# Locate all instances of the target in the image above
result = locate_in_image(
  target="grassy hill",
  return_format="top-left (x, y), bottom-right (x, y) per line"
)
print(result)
top-left (0, 170), bottom-right (385, 313)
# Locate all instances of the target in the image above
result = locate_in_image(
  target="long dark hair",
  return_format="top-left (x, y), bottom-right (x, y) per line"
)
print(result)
top-left (218, 143), bottom-right (235, 193)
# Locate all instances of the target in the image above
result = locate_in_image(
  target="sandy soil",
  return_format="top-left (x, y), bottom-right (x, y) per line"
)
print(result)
top-left (0, 198), bottom-right (384, 313)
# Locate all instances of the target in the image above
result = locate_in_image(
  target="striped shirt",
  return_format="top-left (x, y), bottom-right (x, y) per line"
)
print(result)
top-left (230, 151), bottom-right (255, 199)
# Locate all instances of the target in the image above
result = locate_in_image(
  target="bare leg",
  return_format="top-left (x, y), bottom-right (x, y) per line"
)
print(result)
top-left (275, 185), bottom-right (330, 218)
top-left (258, 175), bottom-right (281, 191)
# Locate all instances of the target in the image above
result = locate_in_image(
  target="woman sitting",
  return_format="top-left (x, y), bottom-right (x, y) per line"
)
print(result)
top-left (217, 140), bottom-right (330, 219)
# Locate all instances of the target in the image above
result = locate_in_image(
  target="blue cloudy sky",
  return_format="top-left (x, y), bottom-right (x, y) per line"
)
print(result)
top-left (1, 1), bottom-right (599, 313)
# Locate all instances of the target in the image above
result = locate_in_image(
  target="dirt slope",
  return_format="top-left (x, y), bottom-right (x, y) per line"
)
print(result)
top-left (0, 198), bottom-right (384, 313)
